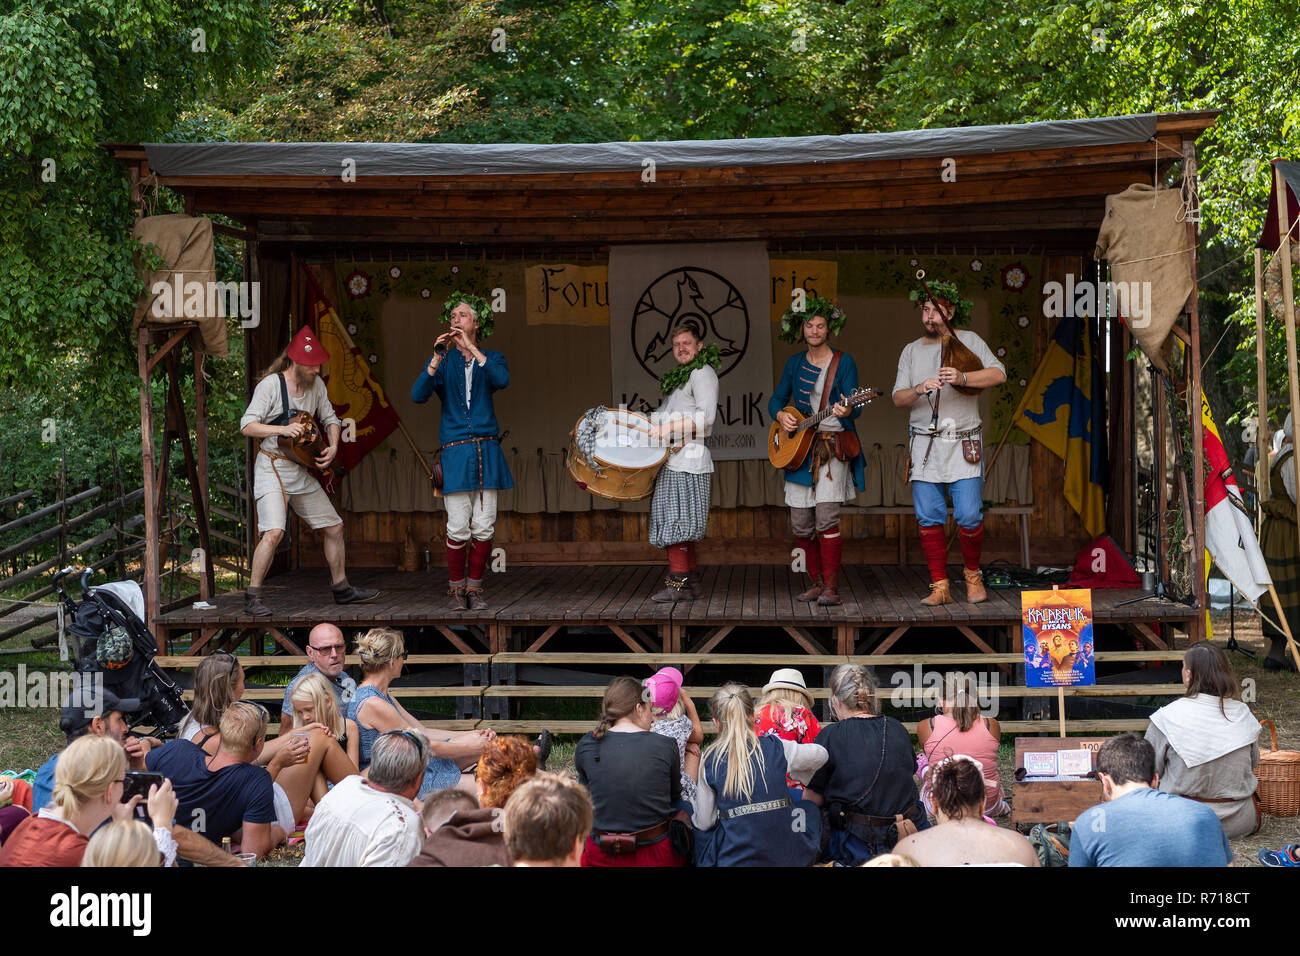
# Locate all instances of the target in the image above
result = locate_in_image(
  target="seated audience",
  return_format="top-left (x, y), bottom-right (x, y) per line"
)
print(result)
top-left (281, 623), bottom-right (359, 718)
top-left (693, 683), bottom-right (826, 867)
top-left (83, 818), bottom-right (169, 867)
top-left (409, 735), bottom-right (536, 867)
top-left (575, 676), bottom-right (684, 867)
top-left (0, 777), bottom-right (30, 843)
top-left (754, 668), bottom-right (822, 793)
top-left (348, 627), bottom-right (491, 796)
top-left (301, 730), bottom-right (427, 867)
top-left (893, 756), bottom-right (1037, 866)
top-left (275, 673), bottom-right (360, 824)
top-left (1146, 643), bottom-right (1261, 837)
top-left (1, 736), bottom-right (176, 867)
top-left (504, 774), bottom-right (594, 868)
top-left (176, 651), bottom-right (243, 749)
top-left (33, 689), bottom-right (153, 810)
top-left (646, 667), bottom-right (704, 803)
top-left (146, 700), bottom-right (283, 857)
top-left (1070, 733), bottom-right (1232, 867)
top-left (917, 673), bottom-right (1006, 817)
top-left (418, 788), bottom-right (478, 839)
top-left (803, 664), bottom-right (929, 865)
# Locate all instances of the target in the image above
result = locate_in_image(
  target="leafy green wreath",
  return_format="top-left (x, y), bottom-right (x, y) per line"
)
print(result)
top-left (441, 291), bottom-right (496, 337)
top-left (777, 295), bottom-right (847, 344)
top-left (660, 343), bottom-right (722, 395)
top-left (909, 279), bottom-right (972, 326)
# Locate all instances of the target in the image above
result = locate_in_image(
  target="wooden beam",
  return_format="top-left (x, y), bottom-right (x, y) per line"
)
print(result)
top-left (1184, 138), bottom-right (1207, 643)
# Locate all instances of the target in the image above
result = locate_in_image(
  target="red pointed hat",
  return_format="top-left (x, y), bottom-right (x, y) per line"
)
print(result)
top-left (286, 326), bottom-right (330, 366)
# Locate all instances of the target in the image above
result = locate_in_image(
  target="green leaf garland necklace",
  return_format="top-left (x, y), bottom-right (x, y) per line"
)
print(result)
top-left (660, 344), bottom-right (722, 395)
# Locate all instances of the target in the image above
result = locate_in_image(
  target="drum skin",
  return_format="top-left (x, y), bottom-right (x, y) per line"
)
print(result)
top-left (567, 409), bottom-right (668, 501)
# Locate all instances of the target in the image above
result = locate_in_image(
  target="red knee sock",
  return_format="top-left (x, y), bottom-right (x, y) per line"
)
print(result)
top-left (958, 523), bottom-right (984, 572)
top-left (684, 541), bottom-right (697, 571)
top-left (446, 537), bottom-right (468, 584)
top-left (666, 544), bottom-right (691, 574)
top-left (819, 526), bottom-right (842, 582)
top-left (918, 524), bottom-right (949, 582)
top-left (468, 538), bottom-right (493, 583)
top-left (795, 536), bottom-right (822, 580)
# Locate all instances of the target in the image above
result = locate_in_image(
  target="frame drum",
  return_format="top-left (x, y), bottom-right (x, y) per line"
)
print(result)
top-left (567, 408), bottom-right (668, 501)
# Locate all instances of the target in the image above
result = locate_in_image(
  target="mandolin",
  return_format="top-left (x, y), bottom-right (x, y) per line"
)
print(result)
top-left (768, 387), bottom-right (882, 470)
top-left (276, 409), bottom-right (339, 489)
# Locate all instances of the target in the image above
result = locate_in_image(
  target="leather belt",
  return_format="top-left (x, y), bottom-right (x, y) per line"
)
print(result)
top-left (438, 432), bottom-right (507, 498)
top-left (841, 803), bottom-right (924, 828)
top-left (723, 797), bottom-right (792, 820)
top-left (592, 819), bottom-right (670, 848)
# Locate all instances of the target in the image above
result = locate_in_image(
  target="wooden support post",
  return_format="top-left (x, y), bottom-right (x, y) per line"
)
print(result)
top-left (1275, 165), bottom-right (1300, 560)
top-left (194, 344), bottom-right (210, 600)
top-left (137, 326), bottom-right (160, 624)
top-left (1254, 247), bottom-right (1269, 505)
top-left (165, 349), bottom-right (214, 601)
top-left (1183, 139), bottom-right (1206, 645)
top-left (1058, 686), bottom-right (1066, 737)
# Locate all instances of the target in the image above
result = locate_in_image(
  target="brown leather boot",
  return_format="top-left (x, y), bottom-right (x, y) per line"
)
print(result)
top-left (796, 575), bottom-right (824, 602)
top-left (685, 570), bottom-right (704, 600)
top-left (448, 585), bottom-right (467, 610)
top-left (817, 572), bottom-right (842, 607)
top-left (921, 579), bottom-right (951, 606)
top-left (463, 585), bottom-right (487, 611)
top-left (963, 568), bottom-right (987, 604)
top-left (244, 587), bottom-right (273, 618)
top-left (652, 572), bottom-right (693, 603)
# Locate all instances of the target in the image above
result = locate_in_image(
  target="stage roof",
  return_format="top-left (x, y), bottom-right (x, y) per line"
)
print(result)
top-left (108, 110), bottom-right (1218, 253)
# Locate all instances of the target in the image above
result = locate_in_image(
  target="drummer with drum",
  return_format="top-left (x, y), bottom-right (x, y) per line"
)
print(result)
top-left (645, 324), bottom-right (720, 602)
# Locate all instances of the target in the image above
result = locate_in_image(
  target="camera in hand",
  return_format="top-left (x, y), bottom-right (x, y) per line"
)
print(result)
top-left (121, 772), bottom-right (164, 803)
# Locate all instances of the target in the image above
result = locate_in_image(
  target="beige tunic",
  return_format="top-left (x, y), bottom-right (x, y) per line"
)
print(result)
top-left (893, 330), bottom-right (1004, 484)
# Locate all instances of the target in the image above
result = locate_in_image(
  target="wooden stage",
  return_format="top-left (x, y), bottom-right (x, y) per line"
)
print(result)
top-left (155, 564), bottom-right (1198, 658)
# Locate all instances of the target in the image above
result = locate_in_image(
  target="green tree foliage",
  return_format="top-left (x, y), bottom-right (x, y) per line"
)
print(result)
top-left (0, 0), bottom-right (273, 492)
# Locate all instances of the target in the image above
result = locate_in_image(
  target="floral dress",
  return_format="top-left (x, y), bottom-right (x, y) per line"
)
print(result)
top-left (651, 714), bottom-right (697, 804)
top-left (754, 703), bottom-right (823, 791)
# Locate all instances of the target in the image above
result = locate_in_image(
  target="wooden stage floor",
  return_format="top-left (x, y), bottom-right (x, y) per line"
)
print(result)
top-left (155, 565), bottom-right (1199, 657)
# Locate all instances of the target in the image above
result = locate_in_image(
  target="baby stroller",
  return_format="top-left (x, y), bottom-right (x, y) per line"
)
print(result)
top-left (52, 566), bottom-right (188, 734)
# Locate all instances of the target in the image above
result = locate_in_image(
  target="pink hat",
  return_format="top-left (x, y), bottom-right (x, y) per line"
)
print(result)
top-left (643, 667), bottom-right (683, 712)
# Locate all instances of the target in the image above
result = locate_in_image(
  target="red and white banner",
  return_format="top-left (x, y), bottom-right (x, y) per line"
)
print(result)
top-left (1202, 393), bottom-right (1270, 602)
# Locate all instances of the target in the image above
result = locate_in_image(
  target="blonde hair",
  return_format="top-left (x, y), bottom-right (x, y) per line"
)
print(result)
top-left (654, 698), bottom-right (685, 721)
top-left (861, 853), bottom-right (921, 867)
top-left (703, 683), bottom-right (764, 802)
top-left (356, 627), bottom-right (405, 675)
top-left (52, 735), bottom-right (126, 818)
top-left (191, 652), bottom-right (242, 729)
top-left (82, 820), bottom-right (158, 867)
top-left (219, 700), bottom-right (268, 755)
top-left (758, 685), bottom-right (814, 714)
top-left (257, 349), bottom-right (294, 381)
top-left (943, 672), bottom-right (981, 733)
top-left (290, 673), bottom-right (344, 737)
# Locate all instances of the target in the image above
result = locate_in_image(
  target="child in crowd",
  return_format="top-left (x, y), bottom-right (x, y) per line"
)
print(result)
top-left (754, 668), bottom-right (822, 793)
top-left (646, 667), bottom-right (704, 804)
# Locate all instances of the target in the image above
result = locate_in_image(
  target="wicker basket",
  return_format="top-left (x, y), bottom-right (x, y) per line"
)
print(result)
top-left (1256, 718), bottom-right (1300, 817)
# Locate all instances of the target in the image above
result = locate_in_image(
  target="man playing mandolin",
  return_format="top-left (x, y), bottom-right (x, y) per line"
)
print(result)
top-left (892, 278), bottom-right (1006, 606)
top-left (240, 326), bottom-right (379, 617)
top-left (769, 300), bottom-right (866, 606)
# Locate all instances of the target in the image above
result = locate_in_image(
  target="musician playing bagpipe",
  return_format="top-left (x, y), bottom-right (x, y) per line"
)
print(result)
top-left (891, 276), bottom-right (1006, 607)
top-left (239, 325), bottom-right (379, 617)
top-left (768, 300), bottom-right (867, 607)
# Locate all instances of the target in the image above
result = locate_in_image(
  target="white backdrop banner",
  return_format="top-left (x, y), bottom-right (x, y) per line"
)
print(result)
top-left (608, 241), bottom-right (773, 460)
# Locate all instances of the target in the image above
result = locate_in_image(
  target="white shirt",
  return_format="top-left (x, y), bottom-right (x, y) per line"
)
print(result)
top-left (300, 775), bottom-right (422, 867)
top-left (655, 365), bottom-right (719, 475)
top-left (240, 374), bottom-right (340, 498)
top-left (893, 330), bottom-right (1004, 483)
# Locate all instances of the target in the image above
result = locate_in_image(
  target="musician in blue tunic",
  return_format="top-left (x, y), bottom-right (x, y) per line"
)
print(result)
top-left (411, 293), bottom-right (514, 610)
top-left (768, 300), bottom-right (866, 606)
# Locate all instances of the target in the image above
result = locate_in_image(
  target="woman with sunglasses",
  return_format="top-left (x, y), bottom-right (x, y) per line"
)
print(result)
top-left (349, 628), bottom-right (492, 797)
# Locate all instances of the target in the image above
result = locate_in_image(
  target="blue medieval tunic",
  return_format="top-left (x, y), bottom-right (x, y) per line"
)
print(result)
top-left (767, 351), bottom-right (866, 491)
top-left (410, 348), bottom-right (514, 495)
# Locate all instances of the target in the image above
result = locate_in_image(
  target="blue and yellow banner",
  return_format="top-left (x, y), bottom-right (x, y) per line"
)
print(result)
top-left (1013, 314), bottom-right (1108, 536)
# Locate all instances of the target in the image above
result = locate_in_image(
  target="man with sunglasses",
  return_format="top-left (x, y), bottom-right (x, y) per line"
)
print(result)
top-left (280, 623), bottom-right (357, 720)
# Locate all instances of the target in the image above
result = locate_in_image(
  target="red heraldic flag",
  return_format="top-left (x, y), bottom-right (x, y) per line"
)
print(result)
top-left (1201, 393), bottom-right (1270, 603)
top-left (303, 267), bottom-right (401, 476)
